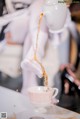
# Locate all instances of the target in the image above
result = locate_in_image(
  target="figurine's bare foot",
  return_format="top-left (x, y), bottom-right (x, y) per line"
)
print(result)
top-left (21, 59), bottom-right (43, 78)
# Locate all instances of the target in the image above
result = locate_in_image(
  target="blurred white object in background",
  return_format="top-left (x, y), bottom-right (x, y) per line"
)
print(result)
top-left (0, 44), bottom-right (22, 78)
top-left (0, 40), bottom-right (6, 52)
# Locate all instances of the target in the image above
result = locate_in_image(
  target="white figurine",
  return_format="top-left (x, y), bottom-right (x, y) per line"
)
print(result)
top-left (21, 0), bottom-right (78, 94)
top-left (21, 0), bottom-right (69, 90)
top-left (0, 0), bottom-right (78, 103)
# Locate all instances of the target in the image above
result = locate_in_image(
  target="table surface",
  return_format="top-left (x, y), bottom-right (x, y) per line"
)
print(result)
top-left (0, 86), bottom-right (80, 119)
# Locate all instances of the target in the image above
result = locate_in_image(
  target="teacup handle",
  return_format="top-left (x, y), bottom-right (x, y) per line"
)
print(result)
top-left (52, 88), bottom-right (58, 98)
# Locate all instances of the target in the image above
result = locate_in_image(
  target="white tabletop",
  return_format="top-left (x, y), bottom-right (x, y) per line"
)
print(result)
top-left (0, 86), bottom-right (80, 119)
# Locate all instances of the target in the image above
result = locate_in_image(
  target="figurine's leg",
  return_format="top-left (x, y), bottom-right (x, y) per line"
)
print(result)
top-left (21, 69), bottom-right (38, 95)
top-left (22, 34), bottom-right (31, 59)
top-left (21, 34), bottom-right (38, 95)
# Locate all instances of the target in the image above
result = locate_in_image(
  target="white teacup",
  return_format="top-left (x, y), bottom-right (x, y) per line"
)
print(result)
top-left (27, 86), bottom-right (58, 108)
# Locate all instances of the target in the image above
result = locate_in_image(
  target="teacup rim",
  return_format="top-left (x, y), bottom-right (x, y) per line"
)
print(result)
top-left (27, 86), bottom-right (56, 93)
